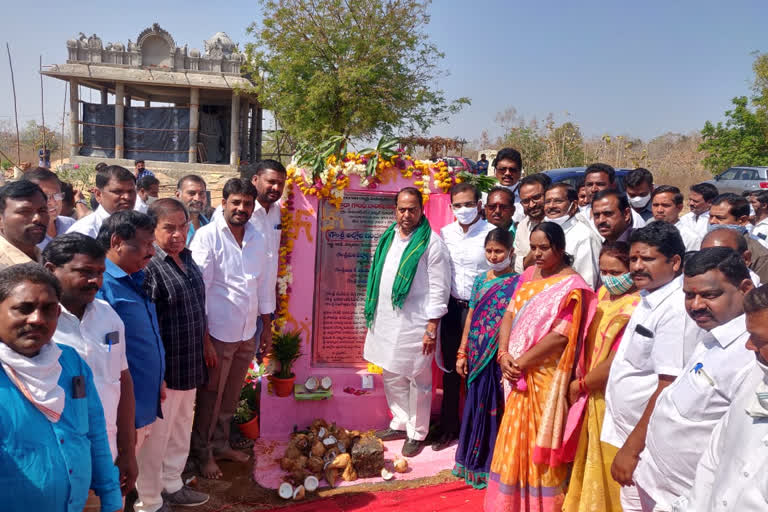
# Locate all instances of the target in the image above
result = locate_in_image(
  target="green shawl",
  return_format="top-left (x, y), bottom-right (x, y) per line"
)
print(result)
top-left (364, 217), bottom-right (432, 327)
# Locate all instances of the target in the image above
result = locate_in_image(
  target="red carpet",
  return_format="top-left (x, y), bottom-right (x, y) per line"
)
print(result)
top-left (276, 481), bottom-right (483, 511)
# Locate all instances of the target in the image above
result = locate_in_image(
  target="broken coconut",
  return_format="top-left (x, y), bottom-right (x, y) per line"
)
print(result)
top-left (293, 485), bottom-right (305, 500)
top-left (278, 482), bottom-right (293, 500)
top-left (324, 467), bottom-right (339, 487)
top-left (342, 462), bottom-right (358, 481)
top-left (317, 427), bottom-right (327, 439)
top-left (304, 376), bottom-right (319, 392)
top-left (329, 453), bottom-right (350, 470)
top-left (310, 440), bottom-right (325, 457)
top-left (322, 435), bottom-right (337, 447)
top-left (304, 475), bottom-right (319, 492)
top-left (381, 468), bottom-right (394, 481)
top-left (320, 376), bottom-right (333, 390)
top-left (393, 458), bottom-right (408, 473)
top-left (307, 456), bottom-right (324, 474)
top-left (323, 448), bottom-right (339, 464)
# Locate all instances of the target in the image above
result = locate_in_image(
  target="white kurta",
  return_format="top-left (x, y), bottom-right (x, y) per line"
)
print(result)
top-left (363, 229), bottom-right (451, 377)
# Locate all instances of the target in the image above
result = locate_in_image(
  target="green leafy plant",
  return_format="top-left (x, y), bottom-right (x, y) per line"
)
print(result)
top-left (360, 135), bottom-right (399, 176)
top-left (269, 330), bottom-right (303, 379)
top-left (234, 398), bottom-right (254, 424)
top-left (457, 171), bottom-right (498, 193)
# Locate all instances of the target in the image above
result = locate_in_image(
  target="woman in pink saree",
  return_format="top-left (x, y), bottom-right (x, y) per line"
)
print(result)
top-left (484, 222), bottom-right (596, 512)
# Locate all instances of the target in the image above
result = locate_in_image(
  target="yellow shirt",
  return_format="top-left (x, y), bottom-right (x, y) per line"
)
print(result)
top-left (0, 235), bottom-right (39, 270)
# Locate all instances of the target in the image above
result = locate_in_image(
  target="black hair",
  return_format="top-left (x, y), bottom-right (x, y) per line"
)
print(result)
top-left (255, 159), bottom-right (287, 176)
top-left (576, 178), bottom-right (586, 191)
top-left (484, 227), bottom-right (514, 250)
top-left (94, 162), bottom-right (108, 172)
top-left (684, 247), bottom-right (750, 287)
top-left (690, 182), bottom-right (719, 202)
top-left (744, 284), bottom-right (768, 314)
top-left (494, 148), bottom-right (522, 170)
top-left (712, 193), bottom-right (750, 219)
top-left (95, 165), bottom-right (136, 189)
top-left (222, 178), bottom-right (258, 200)
top-left (148, 198), bottom-right (189, 223)
top-left (531, 221), bottom-right (574, 266)
top-left (136, 175), bottom-right (159, 191)
top-left (134, 159), bottom-right (145, 165)
top-left (755, 190), bottom-right (768, 207)
top-left (23, 167), bottom-right (61, 186)
top-left (519, 172), bottom-right (552, 190)
top-left (42, 233), bottom-right (106, 267)
top-left (585, 163), bottom-right (616, 183)
top-left (61, 181), bottom-right (75, 205)
top-left (702, 225), bottom-right (749, 253)
top-left (592, 189), bottom-right (630, 211)
top-left (0, 262), bottom-right (61, 302)
top-left (0, 180), bottom-right (47, 213)
top-left (176, 174), bottom-right (207, 191)
top-left (600, 241), bottom-right (631, 268)
top-left (449, 182), bottom-right (480, 202)
top-left (486, 186), bottom-right (515, 205)
top-left (396, 187), bottom-right (423, 208)
top-left (651, 185), bottom-right (683, 206)
top-left (546, 182), bottom-right (578, 202)
top-left (625, 168), bottom-right (653, 188)
top-left (96, 210), bottom-right (157, 249)
top-left (629, 220), bottom-right (685, 261)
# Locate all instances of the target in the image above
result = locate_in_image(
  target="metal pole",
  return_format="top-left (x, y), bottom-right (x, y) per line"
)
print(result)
top-left (61, 81), bottom-right (67, 165)
top-left (40, 55), bottom-right (46, 151)
top-left (6, 43), bottom-right (21, 165)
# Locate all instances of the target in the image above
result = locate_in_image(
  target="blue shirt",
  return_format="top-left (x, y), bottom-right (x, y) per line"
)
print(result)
top-left (0, 344), bottom-right (122, 512)
top-left (136, 169), bottom-right (154, 180)
top-left (97, 258), bottom-right (165, 428)
top-left (186, 213), bottom-right (210, 247)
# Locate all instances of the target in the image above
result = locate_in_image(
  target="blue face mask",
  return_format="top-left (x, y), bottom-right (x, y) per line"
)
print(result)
top-left (707, 224), bottom-right (748, 235)
top-left (601, 272), bottom-right (634, 295)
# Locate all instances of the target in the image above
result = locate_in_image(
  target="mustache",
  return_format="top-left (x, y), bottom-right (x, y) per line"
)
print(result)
top-left (81, 285), bottom-right (99, 293)
top-left (631, 271), bottom-right (652, 280)
top-left (690, 309), bottom-right (712, 319)
top-left (597, 222), bottom-right (610, 230)
top-left (18, 326), bottom-right (45, 336)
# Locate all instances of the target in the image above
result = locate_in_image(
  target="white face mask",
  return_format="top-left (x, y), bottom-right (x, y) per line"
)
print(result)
top-left (544, 212), bottom-right (571, 226)
top-left (487, 252), bottom-right (512, 272)
top-left (453, 206), bottom-right (479, 225)
top-left (628, 194), bottom-right (651, 209)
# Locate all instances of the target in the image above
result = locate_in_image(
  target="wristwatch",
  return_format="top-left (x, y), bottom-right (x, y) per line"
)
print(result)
top-left (76, 199), bottom-right (89, 207)
top-left (424, 329), bottom-right (437, 340)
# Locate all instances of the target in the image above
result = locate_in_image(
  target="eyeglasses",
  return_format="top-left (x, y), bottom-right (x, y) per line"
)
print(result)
top-left (452, 201), bottom-right (477, 209)
top-left (47, 193), bottom-right (64, 202)
top-left (520, 193), bottom-right (544, 205)
top-left (496, 167), bottom-right (519, 174)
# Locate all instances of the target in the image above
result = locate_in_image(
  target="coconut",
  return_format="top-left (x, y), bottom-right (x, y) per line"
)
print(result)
top-left (324, 467), bottom-right (339, 487)
top-left (280, 457), bottom-right (293, 471)
top-left (320, 376), bottom-right (333, 390)
top-left (323, 435), bottom-right (337, 447)
top-left (304, 376), bottom-right (319, 392)
top-left (284, 444), bottom-right (302, 459)
top-left (278, 482), bottom-right (293, 499)
top-left (310, 440), bottom-right (326, 457)
top-left (329, 453), bottom-right (351, 469)
top-left (290, 469), bottom-right (309, 485)
top-left (393, 458), bottom-right (408, 473)
top-left (307, 456), bottom-right (324, 474)
top-left (337, 441), bottom-right (346, 453)
top-left (311, 418), bottom-right (328, 430)
top-left (293, 433), bottom-right (311, 451)
top-left (304, 475), bottom-right (319, 492)
top-left (292, 485), bottom-right (305, 500)
top-left (317, 427), bottom-right (327, 439)
top-left (323, 449), bottom-right (339, 464)
top-left (295, 455), bottom-right (308, 469)
top-left (341, 462), bottom-right (358, 481)
top-left (381, 468), bottom-right (394, 481)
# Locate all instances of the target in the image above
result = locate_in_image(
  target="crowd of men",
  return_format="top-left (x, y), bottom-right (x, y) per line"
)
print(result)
top-left (2, 149), bottom-right (768, 511)
top-left (0, 159), bottom-right (286, 512)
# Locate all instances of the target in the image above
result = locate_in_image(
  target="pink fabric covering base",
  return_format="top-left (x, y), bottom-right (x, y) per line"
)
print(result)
top-left (252, 437), bottom-right (458, 489)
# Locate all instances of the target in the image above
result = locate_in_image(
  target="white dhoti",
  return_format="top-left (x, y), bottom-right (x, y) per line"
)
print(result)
top-left (363, 228), bottom-right (451, 442)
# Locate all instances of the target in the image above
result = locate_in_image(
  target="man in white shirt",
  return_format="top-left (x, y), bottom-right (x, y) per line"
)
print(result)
top-left (602, 222), bottom-right (704, 511)
top-left (750, 190), bottom-right (768, 246)
top-left (364, 187), bottom-right (451, 457)
top-left (190, 178), bottom-right (274, 476)
top-left (679, 182), bottom-right (718, 239)
top-left (68, 165), bottom-right (137, 238)
top-left (513, 173), bottom-right (551, 273)
top-left (684, 284), bottom-right (768, 512)
top-left (134, 175), bottom-right (159, 214)
top-left (701, 227), bottom-right (762, 286)
top-left (435, 182), bottom-right (494, 450)
top-left (43, 233), bottom-right (138, 495)
top-left (491, 147), bottom-right (525, 224)
top-left (543, 183), bottom-right (602, 288)
top-left (633, 247), bottom-right (754, 511)
top-left (584, 163), bottom-right (646, 229)
top-left (624, 168), bottom-right (655, 223)
top-left (709, 193), bottom-right (768, 284)
top-left (650, 185), bottom-right (702, 252)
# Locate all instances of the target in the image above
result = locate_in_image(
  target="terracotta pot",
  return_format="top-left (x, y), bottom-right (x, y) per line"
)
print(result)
top-left (237, 415), bottom-right (260, 439)
top-left (269, 374), bottom-right (296, 397)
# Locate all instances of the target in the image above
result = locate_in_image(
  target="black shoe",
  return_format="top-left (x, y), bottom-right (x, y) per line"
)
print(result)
top-left (375, 427), bottom-right (407, 441)
top-left (431, 432), bottom-right (457, 451)
top-left (402, 438), bottom-right (426, 457)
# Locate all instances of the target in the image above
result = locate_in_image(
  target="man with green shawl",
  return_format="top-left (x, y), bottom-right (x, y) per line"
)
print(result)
top-left (363, 187), bottom-right (451, 457)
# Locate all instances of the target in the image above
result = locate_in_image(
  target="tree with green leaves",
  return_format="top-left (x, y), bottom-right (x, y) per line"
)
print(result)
top-left (244, 0), bottom-right (469, 146)
top-left (699, 51), bottom-right (768, 173)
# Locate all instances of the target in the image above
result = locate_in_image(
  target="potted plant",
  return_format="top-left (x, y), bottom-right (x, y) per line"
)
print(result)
top-left (268, 329), bottom-right (302, 397)
top-left (234, 398), bottom-right (260, 439)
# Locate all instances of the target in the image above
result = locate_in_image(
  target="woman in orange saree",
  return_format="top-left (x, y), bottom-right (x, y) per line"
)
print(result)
top-left (484, 222), bottom-right (596, 512)
top-left (562, 242), bottom-right (640, 512)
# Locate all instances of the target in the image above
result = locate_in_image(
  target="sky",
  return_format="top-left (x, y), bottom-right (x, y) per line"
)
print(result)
top-left (1, 0), bottom-right (766, 144)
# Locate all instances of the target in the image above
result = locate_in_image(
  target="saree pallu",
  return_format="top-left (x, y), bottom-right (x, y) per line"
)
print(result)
top-left (484, 268), bottom-right (596, 512)
top-left (563, 286), bottom-right (639, 512)
top-left (453, 271), bottom-right (522, 489)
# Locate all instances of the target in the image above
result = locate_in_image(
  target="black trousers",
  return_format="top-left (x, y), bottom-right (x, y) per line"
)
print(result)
top-left (438, 296), bottom-right (470, 437)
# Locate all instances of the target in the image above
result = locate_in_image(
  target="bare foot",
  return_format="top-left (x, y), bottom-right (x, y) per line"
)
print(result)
top-left (213, 447), bottom-right (250, 463)
top-left (200, 457), bottom-right (223, 480)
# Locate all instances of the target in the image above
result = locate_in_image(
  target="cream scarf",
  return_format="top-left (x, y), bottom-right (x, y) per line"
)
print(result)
top-left (0, 342), bottom-right (65, 422)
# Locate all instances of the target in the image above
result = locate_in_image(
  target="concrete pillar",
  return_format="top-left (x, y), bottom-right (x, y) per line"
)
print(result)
top-left (188, 87), bottom-right (199, 164)
top-left (240, 99), bottom-right (249, 162)
top-left (100, 88), bottom-right (108, 105)
top-left (144, 100), bottom-right (150, 108)
top-left (115, 82), bottom-right (125, 159)
top-left (69, 79), bottom-right (80, 158)
top-left (248, 104), bottom-right (257, 162)
top-left (229, 91), bottom-right (240, 166)
top-left (254, 106), bottom-right (263, 162)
